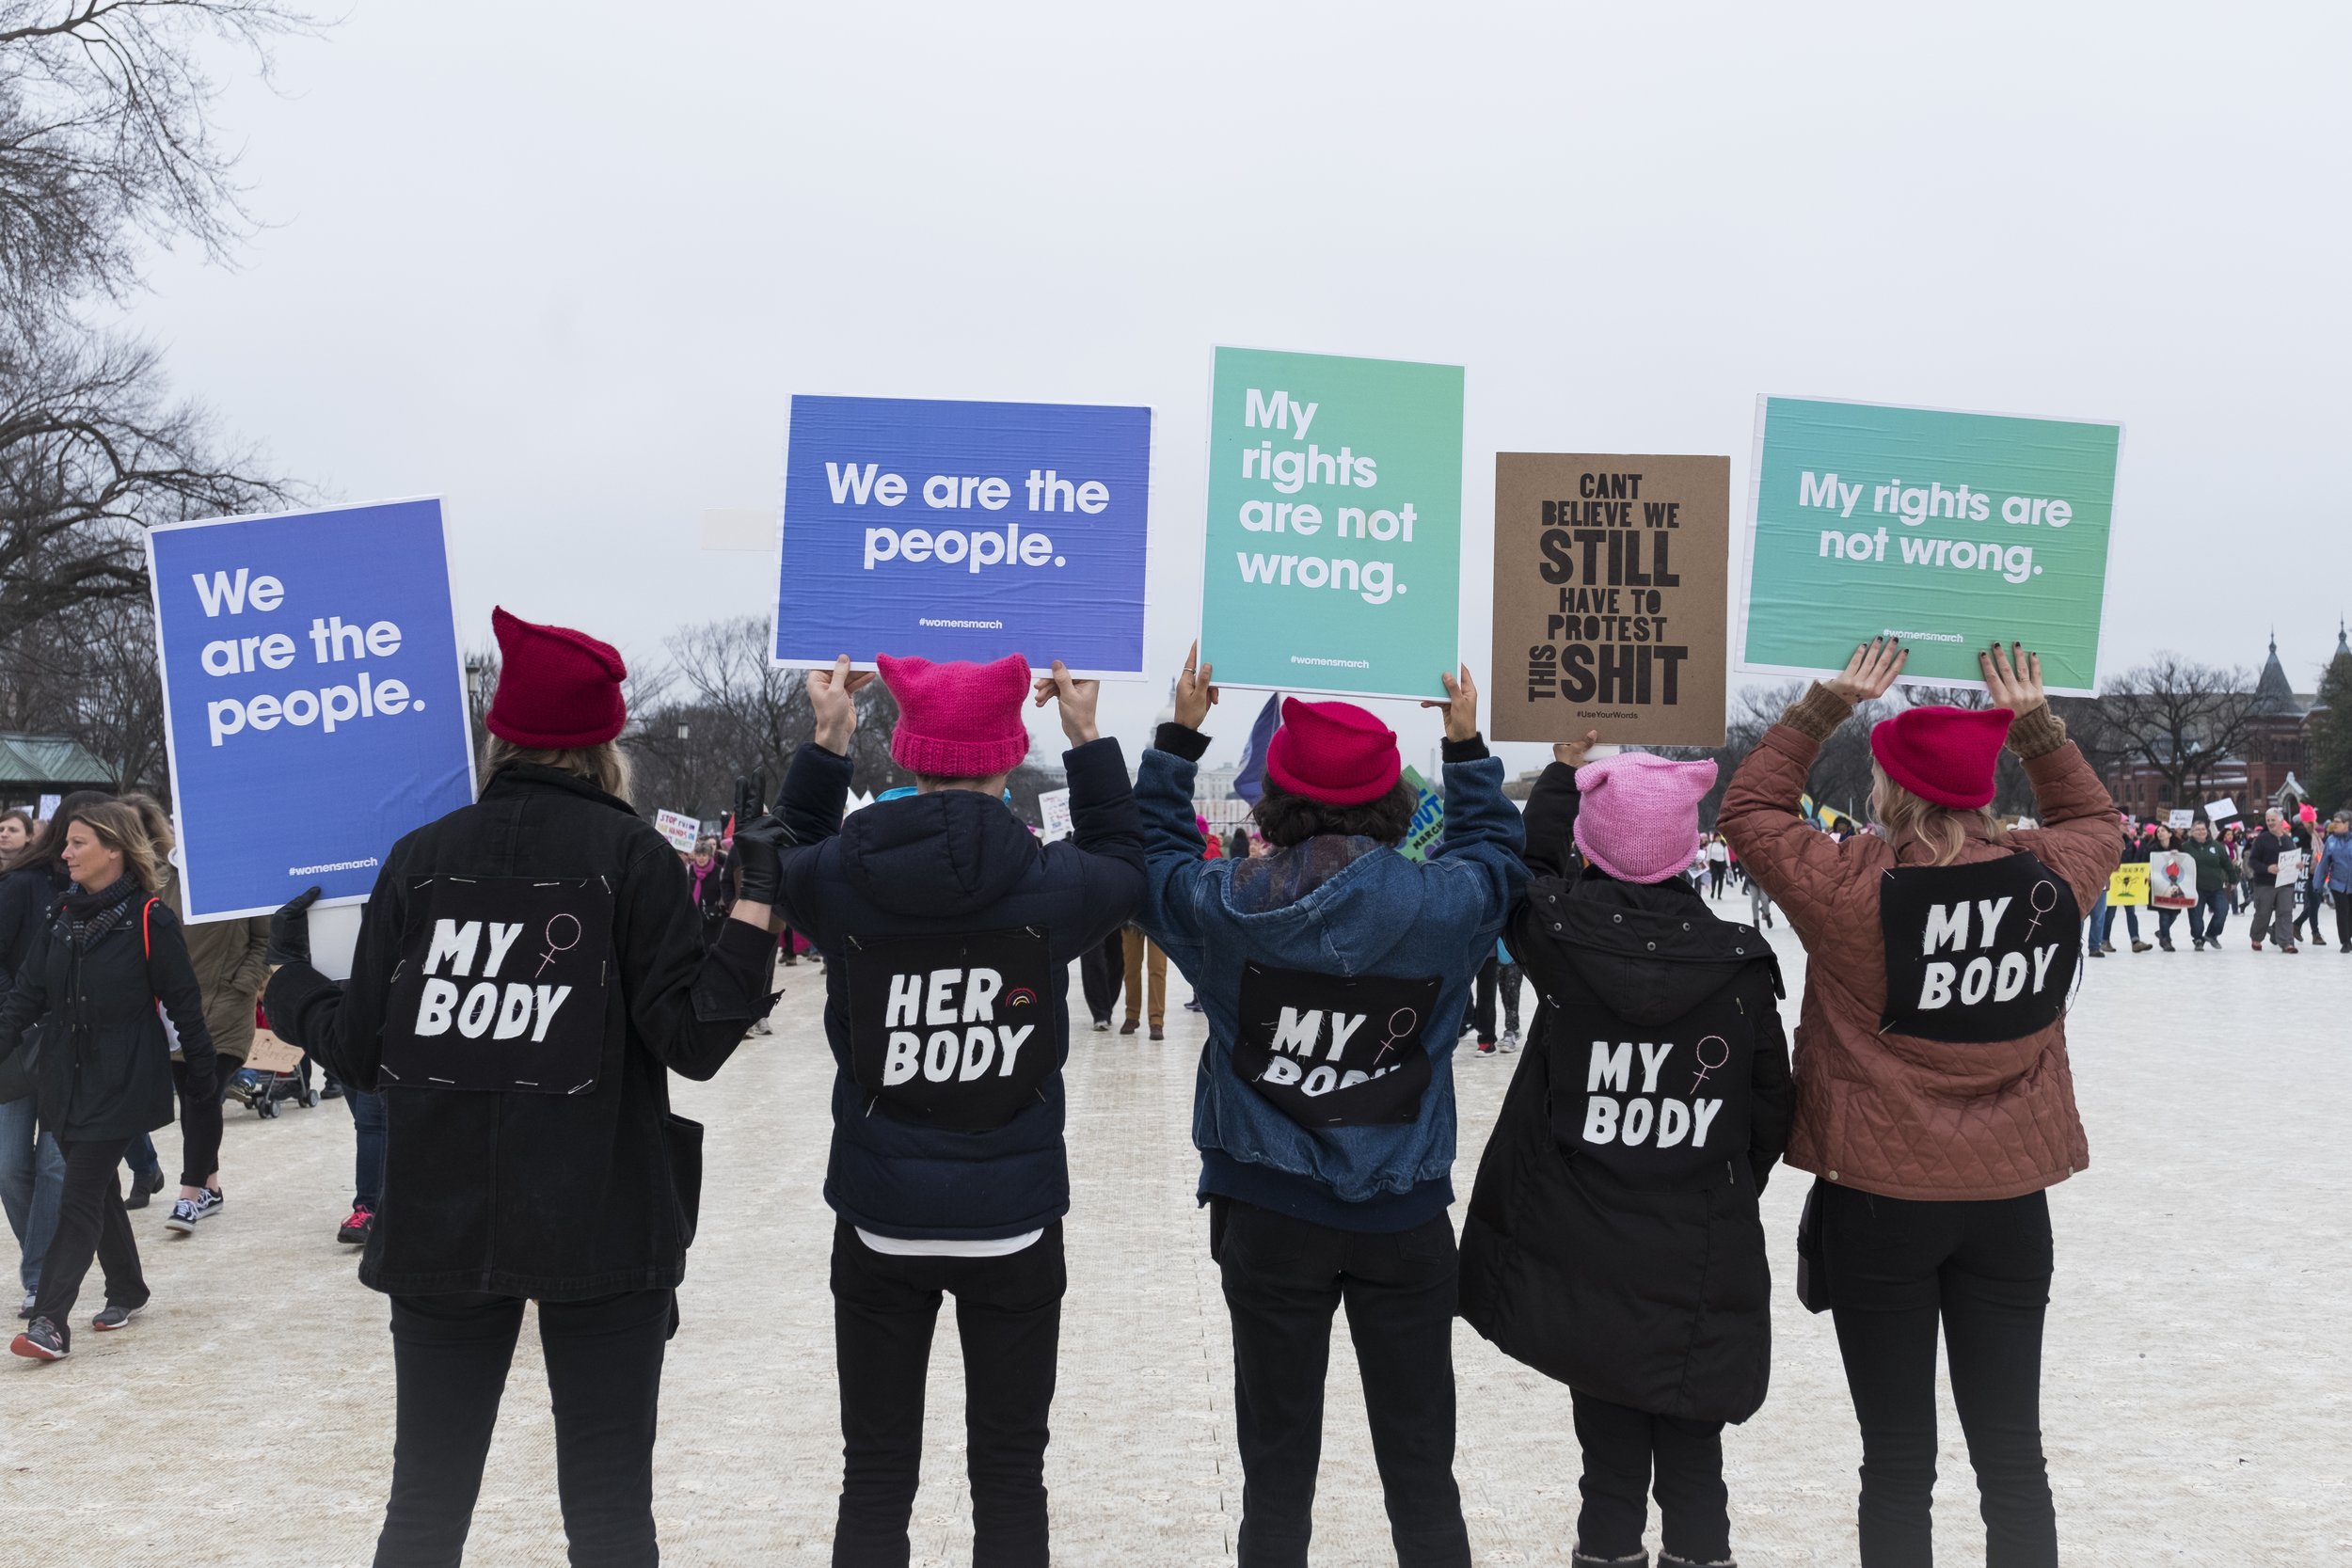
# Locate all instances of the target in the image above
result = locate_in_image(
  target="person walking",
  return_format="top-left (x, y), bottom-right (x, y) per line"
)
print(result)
top-left (2293, 810), bottom-right (2328, 947)
top-left (0, 795), bottom-right (103, 1318)
top-left (2178, 817), bottom-right (2234, 950)
top-left (1120, 924), bottom-right (1168, 1039)
top-left (2318, 812), bottom-right (2352, 952)
top-left (688, 837), bottom-right (733, 947)
top-left (2246, 806), bottom-right (2307, 953)
top-left (259, 606), bottom-right (783, 1568)
top-left (2146, 822), bottom-right (2189, 952)
top-left (1720, 640), bottom-right (2119, 1566)
top-left (1703, 833), bottom-right (1730, 899)
top-left (2, 800), bottom-right (221, 1360)
top-left (1460, 731), bottom-right (1793, 1568)
top-left (1134, 647), bottom-right (1526, 1568)
top-left (769, 651), bottom-right (1142, 1568)
top-left (1077, 927), bottom-right (1124, 1033)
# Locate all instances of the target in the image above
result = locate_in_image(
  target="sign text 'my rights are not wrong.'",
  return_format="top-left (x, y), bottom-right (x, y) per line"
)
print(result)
top-left (773, 395), bottom-right (1152, 677)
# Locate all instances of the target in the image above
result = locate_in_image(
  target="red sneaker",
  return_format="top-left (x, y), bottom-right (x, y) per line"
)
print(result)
top-left (337, 1205), bottom-right (374, 1245)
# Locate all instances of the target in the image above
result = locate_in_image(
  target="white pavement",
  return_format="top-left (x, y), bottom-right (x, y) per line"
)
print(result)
top-left (3, 918), bottom-right (2350, 1566)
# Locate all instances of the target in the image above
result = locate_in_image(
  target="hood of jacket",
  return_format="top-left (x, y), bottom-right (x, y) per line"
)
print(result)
top-left (1524, 868), bottom-right (1778, 1029)
top-left (839, 791), bottom-right (1041, 920)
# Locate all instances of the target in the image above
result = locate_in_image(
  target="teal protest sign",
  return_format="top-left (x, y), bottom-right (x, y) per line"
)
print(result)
top-left (1200, 347), bottom-right (1464, 700)
top-left (1395, 766), bottom-right (1444, 863)
top-left (1737, 397), bottom-right (2122, 694)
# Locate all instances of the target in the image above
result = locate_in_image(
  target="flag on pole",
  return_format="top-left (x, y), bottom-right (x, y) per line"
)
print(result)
top-left (1232, 691), bottom-right (1283, 804)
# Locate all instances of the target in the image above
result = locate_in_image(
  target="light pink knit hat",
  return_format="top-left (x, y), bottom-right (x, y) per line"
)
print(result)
top-left (877, 653), bottom-right (1033, 777)
top-left (1572, 752), bottom-right (1720, 884)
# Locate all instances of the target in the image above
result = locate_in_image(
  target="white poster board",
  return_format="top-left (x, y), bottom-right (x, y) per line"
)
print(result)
top-left (654, 810), bottom-right (701, 853)
top-left (1037, 787), bottom-right (1074, 844)
top-left (2206, 796), bottom-right (2238, 823)
top-left (2167, 808), bottom-right (2193, 831)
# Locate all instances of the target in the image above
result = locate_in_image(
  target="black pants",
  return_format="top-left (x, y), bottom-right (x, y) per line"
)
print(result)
top-left (1472, 959), bottom-right (1522, 1042)
top-left (1077, 929), bottom-right (1124, 1026)
top-left (1569, 1390), bottom-right (1728, 1562)
top-left (172, 1057), bottom-right (226, 1188)
top-left (30, 1136), bottom-right (145, 1341)
top-left (376, 1289), bottom-right (673, 1568)
top-left (2335, 889), bottom-right (2352, 948)
top-left (831, 1220), bottom-right (1065, 1568)
top-left (1820, 1183), bottom-right (2057, 1567)
top-left (1210, 1197), bottom-right (1469, 1568)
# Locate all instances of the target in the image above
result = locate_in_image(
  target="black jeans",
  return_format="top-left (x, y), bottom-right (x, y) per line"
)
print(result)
top-left (376, 1288), bottom-right (673, 1568)
top-left (1473, 960), bottom-right (1522, 1041)
top-left (1820, 1183), bottom-right (2057, 1567)
top-left (172, 1057), bottom-right (226, 1188)
top-left (1077, 929), bottom-right (1124, 1026)
top-left (2335, 889), bottom-right (2352, 949)
top-left (30, 1136), bottom-right (145, 1340)
top-left (1209, 1197), bottom-right (1469, 1568)
top-left (1569, 1390), bottom-right (1728, 1562)
top-left (831, 1220), bottom-right (1065, 1568)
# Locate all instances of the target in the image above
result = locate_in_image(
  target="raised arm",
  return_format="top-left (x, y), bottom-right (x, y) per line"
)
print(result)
top-left (1984, 642), bottom-right (2121, 909)
top-left (1520, 730), bottom-right (1601, 879)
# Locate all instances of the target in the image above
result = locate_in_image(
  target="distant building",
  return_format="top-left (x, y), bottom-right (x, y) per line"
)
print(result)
top-left (0, 733), bottom-right (115, 809)
top-left (2104, 633), bottom-right (2335, 818)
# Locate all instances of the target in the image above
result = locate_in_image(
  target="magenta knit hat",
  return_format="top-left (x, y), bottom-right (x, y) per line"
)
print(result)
top-left (1265, 699), bottom-right (1401, 806)
top-left (1572, 752), bottom-right (1720, 884)
top-left (877, 653), bottom-right (1033, 778)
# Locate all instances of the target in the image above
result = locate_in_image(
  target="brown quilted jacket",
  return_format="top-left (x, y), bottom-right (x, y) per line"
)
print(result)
top-left (1719, 688), bottom-right (2119, 1202)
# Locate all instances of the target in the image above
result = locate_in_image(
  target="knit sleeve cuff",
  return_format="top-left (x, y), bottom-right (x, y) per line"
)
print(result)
top-left (1781, 682), bottom-right (1853, 742)
top-left (2005, 705), bottom-right (2068, 759)
top-left (1440, 734), bottom-right (1489, 764)
top-left (1153, 722), bottom-right (1212, 762)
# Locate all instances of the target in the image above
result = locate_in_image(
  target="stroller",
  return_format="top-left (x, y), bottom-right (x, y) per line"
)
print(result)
top-left (227, 1001), bottom-right (319, 1119)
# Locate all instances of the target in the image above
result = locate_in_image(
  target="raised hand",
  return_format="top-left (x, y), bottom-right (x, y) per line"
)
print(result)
top-left (1174, 641), bottom-right (1218, 731)
top-left (268, 886), bottom-right (323, 968)
top-left (1979, 641), bottom-right (2046, 715)
top-left (1030, 660), bottom-right (1102, 746)
top-left (1419, 663), bottom-right (1481, 743)
top-left (808, 655), bottom-right (876, 753)
top-left (1553, 728), bottom-right (1602, 770)
top-left (1824, 637), bottom-right (1907, 705)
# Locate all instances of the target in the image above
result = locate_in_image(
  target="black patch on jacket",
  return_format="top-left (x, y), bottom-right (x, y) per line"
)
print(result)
top-left (381, 875), bottom-right (612, 1094)
top-left (1549, 983), bottom-right (1758, 1180)
top-left (844, 926), bottom-right (1055, 1132)
top-left (1877, 852), bottom-right (2078, 1042)
top-left (1231, 962), bottom-right (1438, 1126)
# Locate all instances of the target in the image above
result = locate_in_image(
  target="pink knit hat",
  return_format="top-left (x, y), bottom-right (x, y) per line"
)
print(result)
top-left (1265, 699), bottom-right (1401, 806)
top-left (877, 653), bottom-right (1032, 777)
top-left (1572, 752), bottom-right (1720, 884)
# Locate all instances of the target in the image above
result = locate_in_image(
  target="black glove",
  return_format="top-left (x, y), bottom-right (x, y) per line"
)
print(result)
top-left (731, 814), bottom-right (791, 906)
top-left (269, 886), bottom-right (324, 967)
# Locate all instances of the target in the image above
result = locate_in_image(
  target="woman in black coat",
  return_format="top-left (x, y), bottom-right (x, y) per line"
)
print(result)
top-left (1458, 735), bottom-right (1793, 1568)
top-left (1, 800), bottom-right (219, 1360)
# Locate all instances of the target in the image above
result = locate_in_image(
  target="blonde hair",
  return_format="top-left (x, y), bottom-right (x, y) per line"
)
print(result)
top-left (70, 800), bottom-right (164, 894)
top-left (1869, 763), bottom-right (2008, 868)
top-left (119, 792), bottom-right (177, 860)
top-left (481, 735), bottom-right (633, 804)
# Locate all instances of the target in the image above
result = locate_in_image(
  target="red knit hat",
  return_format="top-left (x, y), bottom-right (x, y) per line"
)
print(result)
top-left (878, 653), bottom-right (1032, 778)
top-left (1265, 698), bottom-right (1401, 806)
top-left (1869, 705), bottom-right (2014, 810)
top-left (485, 606), bottom-right (628, 749)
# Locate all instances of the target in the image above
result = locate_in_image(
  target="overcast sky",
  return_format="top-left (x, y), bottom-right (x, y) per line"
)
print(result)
top-left (132, 2), bottom-right (2352, 773)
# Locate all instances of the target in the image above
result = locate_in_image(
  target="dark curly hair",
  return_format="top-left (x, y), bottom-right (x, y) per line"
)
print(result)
top-left (1251, 774), bottom-right (1419, 848)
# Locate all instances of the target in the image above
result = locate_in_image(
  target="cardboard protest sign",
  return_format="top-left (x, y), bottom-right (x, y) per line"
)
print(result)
top-left (1491, 453), bottom-right (1728, 745)
top-left (1200, 348), bottom-right (1464, 700)
top-left (1035, 787), bottom-right (1073, 844)
top-left (2107, 864), bottom-right (2151, 907)
top-left (773, 396), bottom-right (1151, 677)
top-left (1394, 766), bottom-right (1444, 862)
top-left (2148, 849), bottom-right (2198, 909)
top-left (243, 1029), bottom-right (304, 1075)
top-left (147, 499), bottom-right (476, 920)
top-left (1738, 397), bottom-right (2122, 694)
top-left (654, 810), bottom-right (701, 853)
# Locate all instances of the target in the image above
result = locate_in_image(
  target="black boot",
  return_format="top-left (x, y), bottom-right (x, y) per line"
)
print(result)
top-left (1659, 1556), bottom-right (1737, 1568)
top-left (1573, 1554), bottom-right (1648, 1568)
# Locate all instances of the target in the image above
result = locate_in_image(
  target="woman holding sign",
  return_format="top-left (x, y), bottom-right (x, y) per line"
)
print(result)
top-left (1721, 640), bottom-right (2120, 1567)
top-left (261, 607), bottom-right (787, 1568)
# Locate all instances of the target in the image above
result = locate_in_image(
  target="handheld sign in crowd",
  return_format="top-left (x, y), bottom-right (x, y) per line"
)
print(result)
top-left (1393, 767), bottom-right (1444, 863)
top-left (2148, 850), bottom-right (2198, 909)
top-left (1878, 853), bottom-right (2080, 1041)
top-left (2206, 796), bottom-right (2238, 823)
top-left (2168, 808), bottom-right (2194, 831)
top-left (774, 395), bottom-right (1152, 676)
top-left (843, 927), bottom-right (1055, 1132)
top-left (1231, 962), bottom-right (1440, 1126)
top-left (1738, 397), bottom-right (2123, 695)
top-left (380, 875), bottom-right (612, 1094)
top-left (147, 499), bottom-right (476, 921)
top-left (2106, 864), bottom-right (2150, 907)
top-left (654, 810), bottom-right (701, 853)
top-left (1490, 453), bottom-right (1729, 746)
top-left (1035, 787), bottom-right (1074, 844)
top-left (1200, 347), bottom-right (1465, 700)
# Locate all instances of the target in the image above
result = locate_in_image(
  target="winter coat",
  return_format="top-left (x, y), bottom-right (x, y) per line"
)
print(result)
top-left (1459, 762), bottom-right (1793, 1423)
top-left (159, 873), bottom-right (270, 1062)
top-left (690, 851), bottom-right (734, 944)
top-left (773, 737), bottom-right (1145, 1243)
top-left (2180, 838), bottom-right (2236, 894)
top-left (0, 879), bottom-right (219, 1142)
top-left (2320, 832), bottom-right (2352, 895)
top-left (1135, 726), bottom-right (1526, 1226)
top-left (1719, 691), bottom-right (2118, 1203)
top-left (265, 764), bottom-right (774, 1299)
top-left (0, 862), bottom-right (68, 994)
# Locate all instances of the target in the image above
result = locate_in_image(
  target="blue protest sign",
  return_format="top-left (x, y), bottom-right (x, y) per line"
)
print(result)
top-left (147, 499), bottom-right (476, 920)
top-left (774, 395), bottom-right (1152, 676)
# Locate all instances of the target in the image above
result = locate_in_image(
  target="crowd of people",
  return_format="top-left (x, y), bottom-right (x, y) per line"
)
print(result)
top-left (0, 619), bottom-right (2308, 1568)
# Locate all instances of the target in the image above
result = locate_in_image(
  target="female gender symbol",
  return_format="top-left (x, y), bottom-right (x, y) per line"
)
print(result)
top-left (535, 912), bottom-right (581, 977)
top-left (1690, 1036), bottom-right (1730, 1093)
top-left (1372, 1007), bottom-right (1419, 1064)
top-left (2021, 879), bottom-right (2058, 942)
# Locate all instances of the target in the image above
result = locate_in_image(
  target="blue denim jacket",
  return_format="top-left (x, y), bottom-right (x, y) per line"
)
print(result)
top-left (1135, 736), bottom-right (1526, 1205)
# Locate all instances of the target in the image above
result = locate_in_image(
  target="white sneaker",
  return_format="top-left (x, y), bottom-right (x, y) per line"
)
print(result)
top-left (1500, 1030), bottom-right (1519, 1054)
